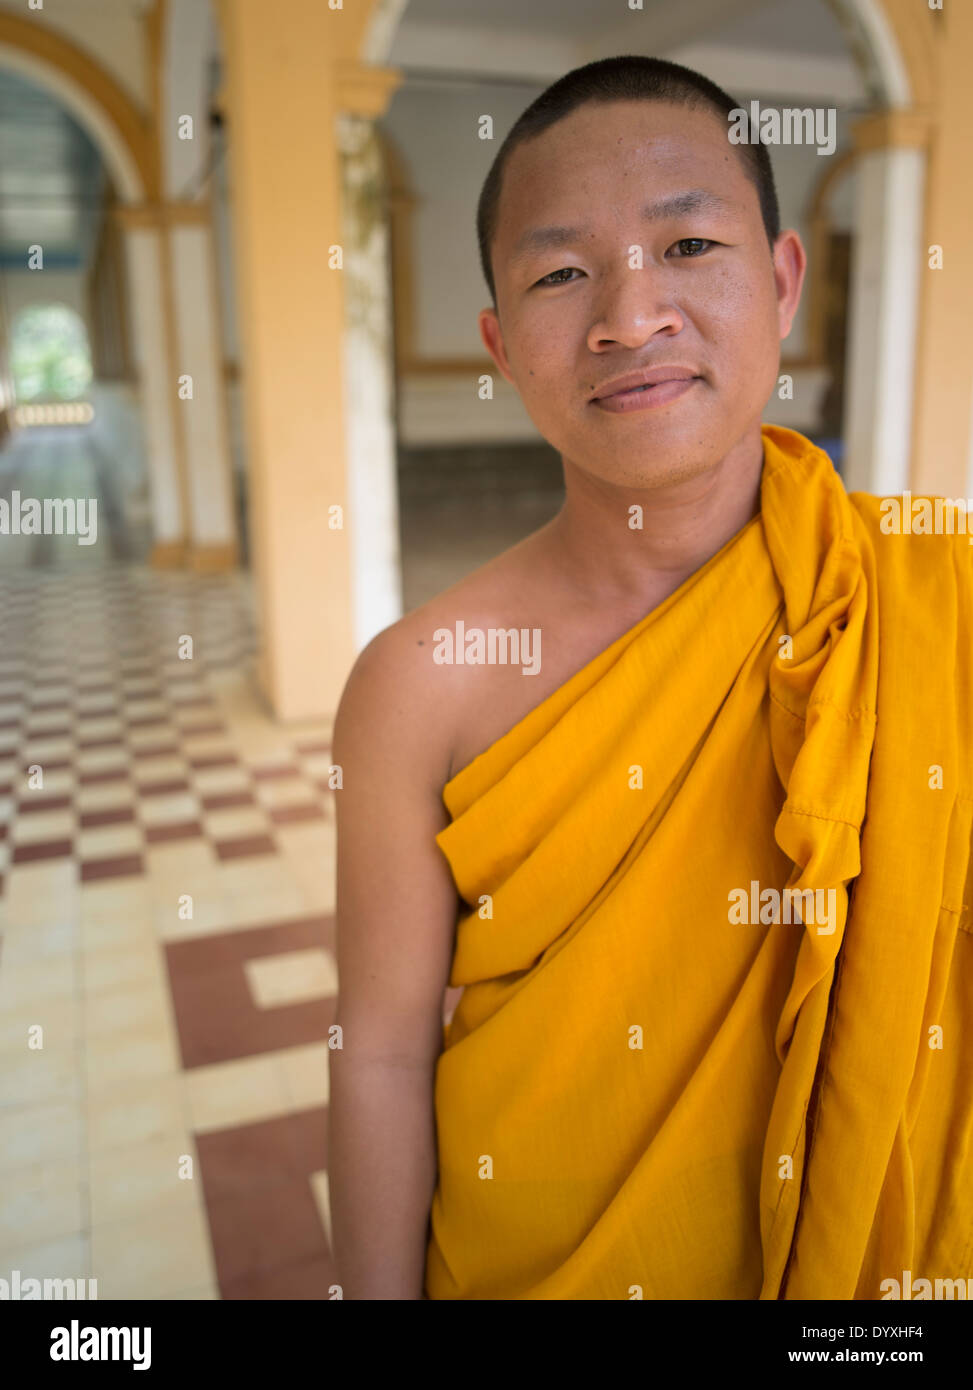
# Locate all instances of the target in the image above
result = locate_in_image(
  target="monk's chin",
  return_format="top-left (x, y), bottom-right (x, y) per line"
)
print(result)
top-left (582, 449), bottom-right (729, 491)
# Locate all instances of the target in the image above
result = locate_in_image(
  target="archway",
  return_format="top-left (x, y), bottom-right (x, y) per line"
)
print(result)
top-left (0, 11), bottom-right (195, 559)
top-left (0, 12), bottom-right (153, 203)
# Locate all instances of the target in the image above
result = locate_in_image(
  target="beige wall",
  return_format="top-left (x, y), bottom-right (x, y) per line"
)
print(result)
top-left (0, 0), bottom-right (150, 110)
top-left (2, 269), bottom-right (89, 325)
top-left (910, 1), bottom-right (973, 496)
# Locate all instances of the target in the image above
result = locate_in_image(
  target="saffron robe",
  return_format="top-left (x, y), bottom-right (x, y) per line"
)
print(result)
top-left (424, 425), bottom-right (973, 1300)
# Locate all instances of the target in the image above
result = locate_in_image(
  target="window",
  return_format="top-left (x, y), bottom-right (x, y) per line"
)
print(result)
top-left (10, 303), bottom-right (93, 403)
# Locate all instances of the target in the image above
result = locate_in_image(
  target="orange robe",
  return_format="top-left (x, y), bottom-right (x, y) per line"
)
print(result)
top-left (424, 425), bottom-right (973, 1300)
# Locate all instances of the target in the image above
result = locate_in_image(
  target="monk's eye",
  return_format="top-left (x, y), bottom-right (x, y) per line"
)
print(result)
top-left (535, 267), bottom-right (581, 287)
top-left (670, 238), bottom-right (713, 258)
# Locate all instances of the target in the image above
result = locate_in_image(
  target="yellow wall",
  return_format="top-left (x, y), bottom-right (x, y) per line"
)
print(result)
top-left (215, 0), bottom-right (364, 720)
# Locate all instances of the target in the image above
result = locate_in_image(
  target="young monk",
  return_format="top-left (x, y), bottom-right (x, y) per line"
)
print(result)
top-left (328, 56), bottom-right (973, 1301)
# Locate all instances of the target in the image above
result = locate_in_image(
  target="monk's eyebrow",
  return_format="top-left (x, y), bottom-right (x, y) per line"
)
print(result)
top-left (641, 189), bottom-right (738, 221)
top-left (509, 189), bottom-right (738, 264)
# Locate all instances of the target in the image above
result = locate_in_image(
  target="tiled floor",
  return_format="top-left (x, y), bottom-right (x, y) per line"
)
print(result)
top-left (0, 558), bottom-right (342, 1299)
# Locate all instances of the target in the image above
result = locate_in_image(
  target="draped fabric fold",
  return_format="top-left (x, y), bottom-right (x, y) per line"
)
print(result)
top-left (424, 425), bottom-right (973, 1300)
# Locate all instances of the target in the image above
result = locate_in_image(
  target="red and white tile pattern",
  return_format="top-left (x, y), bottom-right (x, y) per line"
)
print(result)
top-left (0, 564), bottom-right (340, 1298)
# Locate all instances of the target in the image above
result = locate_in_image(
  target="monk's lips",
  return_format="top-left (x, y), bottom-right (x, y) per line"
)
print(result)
top-left (592, 377), bottom-right (699, 412)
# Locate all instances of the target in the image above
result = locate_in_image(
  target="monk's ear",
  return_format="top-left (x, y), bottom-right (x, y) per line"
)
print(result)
top-left (478, 306), bottom-right (516, 387)
top-left (772, 229), bottom-right (807, 342)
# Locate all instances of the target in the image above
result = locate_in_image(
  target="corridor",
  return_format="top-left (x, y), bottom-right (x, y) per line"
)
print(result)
top-left (0, 429), bottom-right (339, 1299)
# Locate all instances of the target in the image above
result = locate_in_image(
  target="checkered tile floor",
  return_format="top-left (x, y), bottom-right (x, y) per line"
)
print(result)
top-left (0, 568), bottom-right (339, 886)
top-left (0, 561), bottom-right (342, 1299)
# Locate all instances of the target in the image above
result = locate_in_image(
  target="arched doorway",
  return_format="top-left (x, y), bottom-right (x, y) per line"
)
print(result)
top-left (0, 11), bottom-right (191, 562)
top-left (0, 15), bottom-right (151, 203)
top-left (10, 302), bottom-right (93, 407)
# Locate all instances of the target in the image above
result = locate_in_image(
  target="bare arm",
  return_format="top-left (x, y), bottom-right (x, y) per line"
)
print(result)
top-left (328, 630), bottom-right (459, 1299)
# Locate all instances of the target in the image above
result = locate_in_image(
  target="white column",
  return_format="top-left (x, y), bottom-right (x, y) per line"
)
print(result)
top-left (168, 217), bottom-right (237, 560)
top-left (121, 223), bottom-right (184, 553)
top-left (843, 143), bottom-right (925, 496)
top-left (337, 113), bottom-right (403, 648)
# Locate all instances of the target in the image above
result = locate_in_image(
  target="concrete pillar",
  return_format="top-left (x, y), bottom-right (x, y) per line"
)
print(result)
top-left (154, 1), bottom-right (238, 570)
top-left (215, 0), bottom-right (398, 719)
top-left (116, 210), bottom-right (186, 564)
top-left (167, 204), bottom-right (238, 570)
top-left (908, 0), bottom-right (973, 498)
top-left (337, 106), bottom-right (402, 649)
top-left (843, 111), bottom-right (927, 496)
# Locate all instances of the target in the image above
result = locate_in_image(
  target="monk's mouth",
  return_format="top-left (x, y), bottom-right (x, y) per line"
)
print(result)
top-left (592, 377), bottom-right (700, 414)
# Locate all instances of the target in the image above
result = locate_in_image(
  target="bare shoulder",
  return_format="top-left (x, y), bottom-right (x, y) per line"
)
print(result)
top-left (328, 530), bottom-right (560, 1068)
top-left (333, 524), bottom-right (555, 786)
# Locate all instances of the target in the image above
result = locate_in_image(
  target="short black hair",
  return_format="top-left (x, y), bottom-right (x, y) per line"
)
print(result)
top-left (476, 54), bottom-right (781, 306)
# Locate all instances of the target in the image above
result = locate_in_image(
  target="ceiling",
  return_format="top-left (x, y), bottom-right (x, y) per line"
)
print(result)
top-left (398, 0), bottom-right (850, 56)
top-left (0, 68), bottom-right (106, 272)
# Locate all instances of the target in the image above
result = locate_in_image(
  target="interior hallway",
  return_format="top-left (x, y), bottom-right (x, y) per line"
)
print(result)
top-left (0, 426), bottom-right (344, 1299)
top-left (0, 424), bottom-right (151, 568)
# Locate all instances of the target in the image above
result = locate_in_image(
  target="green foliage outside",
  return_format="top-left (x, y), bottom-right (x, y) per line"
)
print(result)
top-left (11, 303), bottom-right (93, 402)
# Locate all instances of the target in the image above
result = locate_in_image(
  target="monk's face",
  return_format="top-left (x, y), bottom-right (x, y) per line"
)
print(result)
top-left (479, 99), bottom-right (805, 488)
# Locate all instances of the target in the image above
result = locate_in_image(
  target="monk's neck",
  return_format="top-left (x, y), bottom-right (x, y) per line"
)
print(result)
top-left (546, 429), bottom-right (765, 610)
